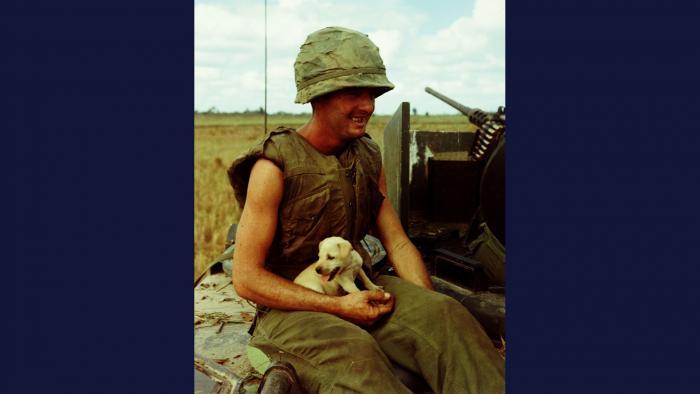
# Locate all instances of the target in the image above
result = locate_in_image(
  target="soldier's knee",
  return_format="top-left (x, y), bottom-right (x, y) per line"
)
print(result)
top-left (319, 331), bottom-right (398, 392)
top-left (338, 330), bottom-right (385, 360)
top-left (307, 319), bottom-right (386, 363)
top-left (426, 293), bottom-right (464, 316)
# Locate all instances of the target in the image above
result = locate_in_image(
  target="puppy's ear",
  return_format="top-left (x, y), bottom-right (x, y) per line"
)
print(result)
top-left (318, 238), bottom-right (329, 257)
top-left (339, 241), bottom-right (352, 258)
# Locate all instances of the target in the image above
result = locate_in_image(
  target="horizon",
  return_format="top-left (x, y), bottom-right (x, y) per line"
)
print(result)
top-left (193, 109), bottom-right (469, 117)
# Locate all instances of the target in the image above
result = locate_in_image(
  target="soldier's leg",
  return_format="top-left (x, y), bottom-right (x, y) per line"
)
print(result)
top-left (249, 308), bottom-right (411, 394)
top-left (371, 275), bottom-right (505, 394)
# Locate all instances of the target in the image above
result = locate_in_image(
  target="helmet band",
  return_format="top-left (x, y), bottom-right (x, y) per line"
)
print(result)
top-left (297, 67), bottom-right (386, 90)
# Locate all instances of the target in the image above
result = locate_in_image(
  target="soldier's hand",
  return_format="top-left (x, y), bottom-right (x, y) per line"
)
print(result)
top-left (337, 290), bottom-right (394, 326)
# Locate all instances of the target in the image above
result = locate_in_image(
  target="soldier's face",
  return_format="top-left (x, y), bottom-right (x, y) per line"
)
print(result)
top-left (315, 87), bottom-right (375, 140)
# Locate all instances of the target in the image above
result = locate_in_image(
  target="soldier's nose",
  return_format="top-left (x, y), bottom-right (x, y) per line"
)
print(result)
top-left (358, 95), bottom-right (374, 113)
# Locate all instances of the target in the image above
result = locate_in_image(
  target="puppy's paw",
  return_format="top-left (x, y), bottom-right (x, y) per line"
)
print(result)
top-left (366, 284), bottom-right (384, 291)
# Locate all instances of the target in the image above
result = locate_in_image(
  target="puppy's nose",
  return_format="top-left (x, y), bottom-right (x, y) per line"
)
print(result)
top-left (315, 266), bottom-right (322, 274)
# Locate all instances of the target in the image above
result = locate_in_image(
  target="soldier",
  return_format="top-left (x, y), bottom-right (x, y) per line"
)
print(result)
top-left (228, 26), bottom-right (504, 393)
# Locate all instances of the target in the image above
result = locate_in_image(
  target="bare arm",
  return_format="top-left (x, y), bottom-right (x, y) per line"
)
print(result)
top-left (374, 168), bottom-right (434, 290)
top-left (232, 159), bottom-right (393, 325)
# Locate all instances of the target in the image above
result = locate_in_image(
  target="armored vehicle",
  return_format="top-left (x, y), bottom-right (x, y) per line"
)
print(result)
top-left (194, 88), bottom-right (506, 393)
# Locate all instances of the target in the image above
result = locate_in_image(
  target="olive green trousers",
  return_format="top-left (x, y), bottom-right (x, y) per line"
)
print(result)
top-left (249, 275), bottom-right (505, 393)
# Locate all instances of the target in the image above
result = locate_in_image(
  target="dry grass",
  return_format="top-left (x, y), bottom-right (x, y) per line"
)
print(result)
top-left (194, 113), bottom-right (472, 280)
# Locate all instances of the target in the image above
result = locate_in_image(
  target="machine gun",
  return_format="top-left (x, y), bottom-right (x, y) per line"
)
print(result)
top-left (425, 87), bottom-right (505, 162)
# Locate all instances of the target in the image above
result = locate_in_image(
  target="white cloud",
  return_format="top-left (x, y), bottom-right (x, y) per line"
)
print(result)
top-left (474, 0), bottom-right (505, 29)
top-left (395, 0), bottom-right (505, 114)
top-left (367, 29), bottom-right (402, 66)
top-left (195, 66), bottom-right (220, 80)
top-left (195, 0), bottom-right (504, 115)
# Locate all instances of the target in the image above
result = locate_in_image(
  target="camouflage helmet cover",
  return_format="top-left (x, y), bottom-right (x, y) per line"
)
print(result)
top-left (294, 26), bottom-right (395, 104)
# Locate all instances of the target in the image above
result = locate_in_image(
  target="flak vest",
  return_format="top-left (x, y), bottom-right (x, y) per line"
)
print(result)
top-left (228, 127), bottom-right (385, 280)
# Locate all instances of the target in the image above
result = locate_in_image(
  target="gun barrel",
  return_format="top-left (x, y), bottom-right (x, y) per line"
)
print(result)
top-left (424, 87), bottom-right (475, 117)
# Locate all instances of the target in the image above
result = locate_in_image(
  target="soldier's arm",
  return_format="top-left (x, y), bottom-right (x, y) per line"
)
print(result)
top-left (374, 168), bottom-right (434, 290)
top-left (232, 158), bottom-right (393, 325)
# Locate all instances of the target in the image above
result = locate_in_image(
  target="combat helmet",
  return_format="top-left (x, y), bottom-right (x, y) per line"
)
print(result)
top-left (294, 26), bottom-right (395, 104)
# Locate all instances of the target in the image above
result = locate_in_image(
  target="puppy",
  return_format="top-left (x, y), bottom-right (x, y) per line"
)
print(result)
top-left (294, 236), bottom-right (382, 296)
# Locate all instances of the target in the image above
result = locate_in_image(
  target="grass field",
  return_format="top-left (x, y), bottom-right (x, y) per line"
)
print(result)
top-left (194, 112), bottom-right (473, 280)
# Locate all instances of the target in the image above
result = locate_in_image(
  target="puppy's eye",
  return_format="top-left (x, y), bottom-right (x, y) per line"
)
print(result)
top-left (327, 255), bottom-right (335, 260)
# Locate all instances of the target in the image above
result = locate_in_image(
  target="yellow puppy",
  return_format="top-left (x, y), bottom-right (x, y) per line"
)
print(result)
top-left (294, 236), bottom-right (382, 296)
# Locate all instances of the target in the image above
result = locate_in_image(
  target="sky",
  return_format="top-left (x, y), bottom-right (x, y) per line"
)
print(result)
top-left (195, 0), bottom-right (504, 115)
